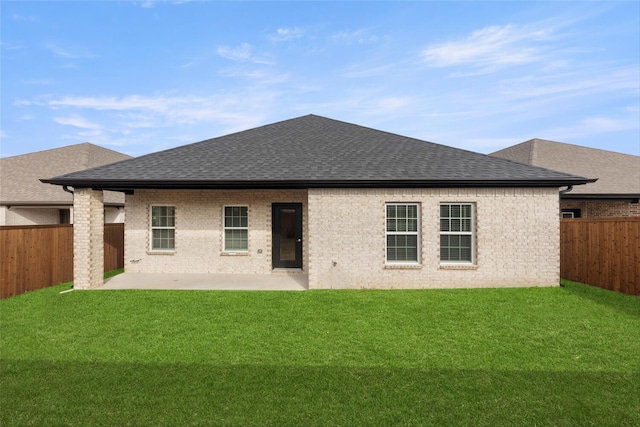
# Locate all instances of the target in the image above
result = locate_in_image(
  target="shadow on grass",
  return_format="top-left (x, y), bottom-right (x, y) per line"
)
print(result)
top-left (561, 280), bottom-right (640, 318)
top-left (2, 360), bottom-right (638, 427)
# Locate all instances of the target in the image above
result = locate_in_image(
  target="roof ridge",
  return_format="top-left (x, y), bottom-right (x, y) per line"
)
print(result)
top-left (529, 138), bottom-right (639, 158)
top-left (1, 142), bottom-right (130, 161)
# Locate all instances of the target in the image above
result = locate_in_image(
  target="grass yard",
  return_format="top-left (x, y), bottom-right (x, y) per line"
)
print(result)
top-left (1, 280), bottom-right (639, 426)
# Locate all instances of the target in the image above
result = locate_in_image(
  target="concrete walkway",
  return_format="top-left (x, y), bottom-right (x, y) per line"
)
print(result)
top-left (99, 273), bottom-right (308, 291)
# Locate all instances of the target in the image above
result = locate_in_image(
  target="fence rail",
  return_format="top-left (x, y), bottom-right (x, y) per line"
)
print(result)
top-left (560, 217), bottom-right (640, 296)
top-left (0, 223), bottom-right (124, 299)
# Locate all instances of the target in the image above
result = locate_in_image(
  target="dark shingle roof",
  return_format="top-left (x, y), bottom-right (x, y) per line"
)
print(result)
top-left (43, 115), bottom-right (592, 190)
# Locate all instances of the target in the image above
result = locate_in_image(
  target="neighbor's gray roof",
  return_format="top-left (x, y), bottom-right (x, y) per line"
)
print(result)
top-left (491, 138), bottom-right (639, 198)
top-left (44, 115), bottom-right (592, 190)
top-left (1, 143), bottom-right (131, 205)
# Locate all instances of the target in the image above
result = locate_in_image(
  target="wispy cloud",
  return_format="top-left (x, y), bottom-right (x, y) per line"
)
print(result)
top-left (1, 41), bottom-right (23, 51)
top-left (22, 79), bottom-right (53, 85)
top-left (48, 94), bottom-right (210, 115)
top-left (27, 91), bottom-right (277, 154)
top-left (341, 59), bottom-right (411, 79)
top-left (538, 110), bottom-right (640, 142)
top-left (11, 14), bottom-right (39, 23)
top-left (217, 43), bottom-right (274, 65)
top-left (498, 66), bottom-right (639, 100)
top-left (269, 27), bottom-right (303, 43)
top-left (176, 57), bottom-right (204, 68)
top-left (375, 97), bottom-right (412, 111)
top-left (217, 43), bottom-right (252, 61)
top-left (137, 0), bottom-right (191, 7)
top-left (422, 23), bottom-right (554, 74)
top-left (294, 91), bottom-right (414, 120)
top-left (218, 69), bottom-right (290, 85)
top-left (54, 114), bottom-right (104, 130)
top-left (36, 92), bottom-right (277, 137)
top-left (332, 29), bottom-right (381, 45)
top-left (45, 43), bottom-right (96, 59)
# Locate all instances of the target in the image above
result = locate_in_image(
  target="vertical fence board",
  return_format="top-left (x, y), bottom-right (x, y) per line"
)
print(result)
top-left (104, 223), bottom-right (125, 272)
top-left (0, 223), bottom-right (124, 299)
top-left (561, 217), bottom-right (640, 296)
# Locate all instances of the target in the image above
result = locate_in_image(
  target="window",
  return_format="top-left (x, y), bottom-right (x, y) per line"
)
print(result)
top-left (561, 209), bottom-right (581, 218)
top-left (386, 203), bottom-right (420, 263)
top-left (224, 206), bottom-right (248, 251)
top-left (150, 206), bottom-right (175, 251)
top-left (440, 203), bottom-right (474, 263)
top-left (59, 209), bottom-right (71, 224)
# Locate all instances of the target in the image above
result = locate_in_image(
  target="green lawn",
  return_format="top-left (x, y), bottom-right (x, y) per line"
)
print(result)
top-left (1, 280), bottom-right (638, 426)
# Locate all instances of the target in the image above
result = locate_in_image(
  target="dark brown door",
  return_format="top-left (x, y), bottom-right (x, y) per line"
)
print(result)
top-left (272, 203), bottom-right (303, 269)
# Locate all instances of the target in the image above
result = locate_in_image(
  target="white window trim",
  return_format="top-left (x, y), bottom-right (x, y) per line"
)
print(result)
top-left (385, 203), bottom-right (421, 265)
top-left (149, 205), bottom-right (176, 252)
top-left (223, 205), bottom-right (249, 253)
top-left (439, 203), bottom-right (475, 265)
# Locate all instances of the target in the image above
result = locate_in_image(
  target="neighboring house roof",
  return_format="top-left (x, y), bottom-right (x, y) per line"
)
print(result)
top-left (490, 138), bottom-right (640, 199)
top-left (43, 115), bottom-right (592, 191)
top-left (1, 142), bottom-right (132, 206)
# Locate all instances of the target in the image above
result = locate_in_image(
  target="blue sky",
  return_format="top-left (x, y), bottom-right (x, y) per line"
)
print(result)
top-left (1, 1), bottom-right (639, 158)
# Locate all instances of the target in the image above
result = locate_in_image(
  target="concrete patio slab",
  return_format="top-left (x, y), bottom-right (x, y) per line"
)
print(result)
top-left (98, 273), bottom-right (308, 291)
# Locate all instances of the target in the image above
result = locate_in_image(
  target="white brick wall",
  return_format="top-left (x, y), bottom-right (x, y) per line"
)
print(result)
top-left (73, 188), bottom-right (104, 289)
top-left (307, 187), bottom-right (560, 289)
top-left (122, 187), bottom-right (560, 289)
top-left (124, 189), bottom-right (308, 274)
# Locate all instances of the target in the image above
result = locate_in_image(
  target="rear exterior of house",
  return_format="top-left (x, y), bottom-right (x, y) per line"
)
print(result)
top-left (120, 187), bottom-right (559, 289)
top-left (45, 115), bottom-right (592, 290)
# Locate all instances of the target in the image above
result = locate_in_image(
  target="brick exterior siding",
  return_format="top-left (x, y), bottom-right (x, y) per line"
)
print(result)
top-left (308, 187), bottom-right (559, 289)
top-left (73, 188), bottom-right (104, 289)
top-left (561, 200), bottom-right (640, 217)
top-left (124, 189), bottom-right (308, 274)
top-left (117, 187), bottom-right (560, 289)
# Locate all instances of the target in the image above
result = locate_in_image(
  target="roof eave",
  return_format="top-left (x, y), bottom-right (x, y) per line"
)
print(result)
top-left (0, 200), bottom-right (125, 207)
top-left (41, 177), bottom-right (596, 191)
top-left (561, 193), bottom-right (640, 201)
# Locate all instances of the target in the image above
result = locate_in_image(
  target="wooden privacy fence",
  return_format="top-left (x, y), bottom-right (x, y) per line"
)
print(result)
top-left (104, 223), bottom-right (125, 273)
top-left (0, 223), bottom-right (124, 299)
top-left (560, 217), bottom-right (640, 296)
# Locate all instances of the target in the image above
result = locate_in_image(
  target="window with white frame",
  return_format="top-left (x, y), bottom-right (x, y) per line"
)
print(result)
top-left (386, 203), bottom-right (420, 263)
top-left (224, 206), bottom-right (248, 251)
top-left (150, 205), bottom-right (175, 251)
top-left (440, 203), bottom-right (474, 263)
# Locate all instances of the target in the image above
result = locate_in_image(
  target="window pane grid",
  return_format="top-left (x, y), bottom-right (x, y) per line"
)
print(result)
top-left (151, 206), bottom-right (175, 251)
top-left (224, 206), bottom-right (248, 251)
top-left (440, 203), bottom-right (473, 263)
top-left (386, 204), bottom-right (418, 233)
top-left (386, 203), bottom-right (419, 263)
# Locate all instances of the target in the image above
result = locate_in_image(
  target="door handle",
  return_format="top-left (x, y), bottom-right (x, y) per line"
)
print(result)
top-left (296, 239), bottom-right (302, 242)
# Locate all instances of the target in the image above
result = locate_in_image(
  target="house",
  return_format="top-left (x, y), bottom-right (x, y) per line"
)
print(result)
top-left (42, 115), bottom-right (593, 290)
top-left (490, 139), bottom-right (640, 218)
top-left (1, 143), bottom-right (132, 225)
